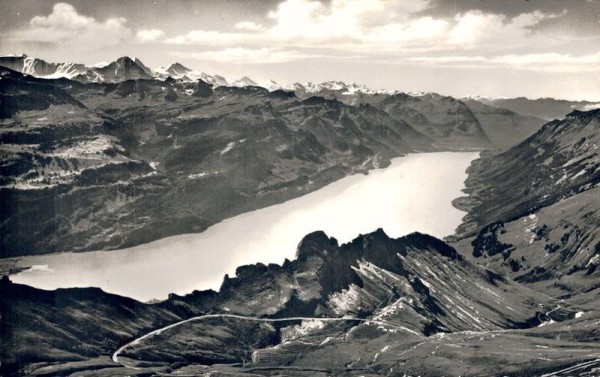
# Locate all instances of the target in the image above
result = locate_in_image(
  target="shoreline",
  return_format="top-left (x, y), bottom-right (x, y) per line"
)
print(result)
top-left (6, 151), bottom-right (479, 301)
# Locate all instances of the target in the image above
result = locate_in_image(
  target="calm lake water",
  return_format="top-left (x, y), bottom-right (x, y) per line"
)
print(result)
top-left (11, 152), bottom-right (479, 301)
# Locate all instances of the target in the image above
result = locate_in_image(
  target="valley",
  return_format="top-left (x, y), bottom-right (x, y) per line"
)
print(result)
top-left (9, 152), bottom-right (477, 301)
top-left (1, 55), bottom-right (599, 377)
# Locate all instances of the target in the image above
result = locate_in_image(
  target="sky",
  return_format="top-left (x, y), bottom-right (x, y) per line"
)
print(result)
top-left (0, 0), bottom-right (599, 100)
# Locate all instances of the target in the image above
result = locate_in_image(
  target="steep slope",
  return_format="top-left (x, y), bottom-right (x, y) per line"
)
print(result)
top-left (153, 62), bottom-right (229, 86)
top-left (0, 54), bottom-right (87, 79)
top-left (294, 86), bottom-right (561, 150)
top-left (453, 109), bottom-right (600, 295)
top-left (1, 54), bottom-right (577, 152)
top-left (292, 81), bottom-right (382, 100)
top-left (0, 55), bottom-right (233, 86)
top-left (0, 276), bottom-right (182, 376)
top-left (463, 186), bottom-right (600, 295)
top-left (293, 84), bottom-right (586, 151)
top-left (121, 225), bottom-right (562, 372)
top-left (0, 68), bottom-right (86, 119)
top-left (294, 89), bottom-right (492, 149)
top-left (295, 87), bottom-right (493, 149)
top-left (72, 57), bottom-right (154, 83)
top-left (456, 109), bottom-right (600, 237)
top-left (232, 76), bottom-right (259, 87)
top-left (166, 62), bottom-right (191, 76)
top-left (378, 93), bottom-right (492, 149)
top-left (171, 229), bottom-right (546, 330)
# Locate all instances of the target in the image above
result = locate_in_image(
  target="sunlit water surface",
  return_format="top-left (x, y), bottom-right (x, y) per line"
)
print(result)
top-left (12, 152), bottom-right (479, 301)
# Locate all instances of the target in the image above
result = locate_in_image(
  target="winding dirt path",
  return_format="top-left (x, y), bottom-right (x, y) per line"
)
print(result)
top-left (111, 313), bottom-right (419, 368)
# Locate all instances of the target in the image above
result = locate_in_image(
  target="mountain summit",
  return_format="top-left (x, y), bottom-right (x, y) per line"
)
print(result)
top-left (166, 62), bottom-right (191, 76)
top-left (0, 54), bottom-right (87, 79)
top-left (232, 76), bottom-right (259, 87)
top-left (73, 56), bottom-right (154, 83)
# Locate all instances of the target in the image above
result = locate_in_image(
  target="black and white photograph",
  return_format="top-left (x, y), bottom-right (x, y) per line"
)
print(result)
top-left (0, 0), bottom-right (599, 375)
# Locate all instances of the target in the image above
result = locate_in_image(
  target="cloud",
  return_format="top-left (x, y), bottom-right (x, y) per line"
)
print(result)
top-left (137, 29), bottom-right (165, 42)
top-left (14, 0), bottom-right (587, 77)
top-left (165, 30), bottom-right (254, 45)
top-left (263, 0), bottom-right (431, 43)
top-left (164, 0), bottom-right (433, 47)
top-left (9, 3), bottom-right (131, 48)
top-left (447, 10), bottom-right (569, 49)
top-left (174, 47), bottom-right (321, 64)
top-left (234, 21), bottom-right (265, 32)
top-left (494, 52), bottom-right (600, 72)
top-left (162, 0), bottom-right (571, 56)
top-left (30, 2), bottom-right (96, 29)
top-left (576, 103), bottom-right (600, 111)
top-left (362, 17), bottom-right (449, 46)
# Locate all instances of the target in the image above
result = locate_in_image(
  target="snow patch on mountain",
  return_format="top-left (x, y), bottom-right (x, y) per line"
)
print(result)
top-left (232, 76), bottom-right (259, 87)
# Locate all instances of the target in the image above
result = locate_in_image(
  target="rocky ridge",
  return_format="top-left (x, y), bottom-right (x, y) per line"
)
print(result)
top-left (2, 229), bottom-right (583, 376)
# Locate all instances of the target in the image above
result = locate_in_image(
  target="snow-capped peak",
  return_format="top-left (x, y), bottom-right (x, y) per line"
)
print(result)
top-left (195, 72), bottom-right (228, 86)
top-left (0, 54), bottom-right (88, 79)
top-left (261, 80), bottom-right (285, 91)
top-left (152, 65), bottom-right (230, 87)
top-left (231, 76), bottom-right (259, 87)
top-left (90, 61), bottom-right (110, 69)
top-left (257, 79), bottom-right (297, 92)
top-left (460, 95), bottom-right (509, 102)
top-left (166, 62), bottom-right (191, 75)
top-left (290, 80), bottom-right (392, 96)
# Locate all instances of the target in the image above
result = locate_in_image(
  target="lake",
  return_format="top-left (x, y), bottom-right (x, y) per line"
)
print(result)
top-left (11, 152), bottom-right (479, 301)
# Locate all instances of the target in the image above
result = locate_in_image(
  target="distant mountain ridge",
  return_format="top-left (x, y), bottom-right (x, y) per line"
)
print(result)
top-left (0, 61), bottom-right (561, 255)
top-left (0, 66), bottom-right (436, 257)
top-left (0, 54), bottom-right (87, 79)
top-left (0, 55), bottom-right (241, 87)
top-left (2, 54), bottom-right (597, 121)
top-left (0, 55), bottom-right (569, 256)
top-left (473, 96), bottom-right (600, 121)
top-left (73, 56), bottom-right (154, 82)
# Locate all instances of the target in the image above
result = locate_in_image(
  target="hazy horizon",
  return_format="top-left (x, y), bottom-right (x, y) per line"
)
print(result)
top-left (1, 0), bottom-right (599, 101)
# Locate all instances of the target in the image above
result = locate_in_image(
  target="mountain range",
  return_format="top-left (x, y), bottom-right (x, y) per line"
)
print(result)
top-left (0, 55), bottom-right (552, 257)
top-left (2, 54), bottom-right (597, 119)
top-left (2, 108), bottom-right (600, 373)
top-left (1, 55), bottom-right (600, 376)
